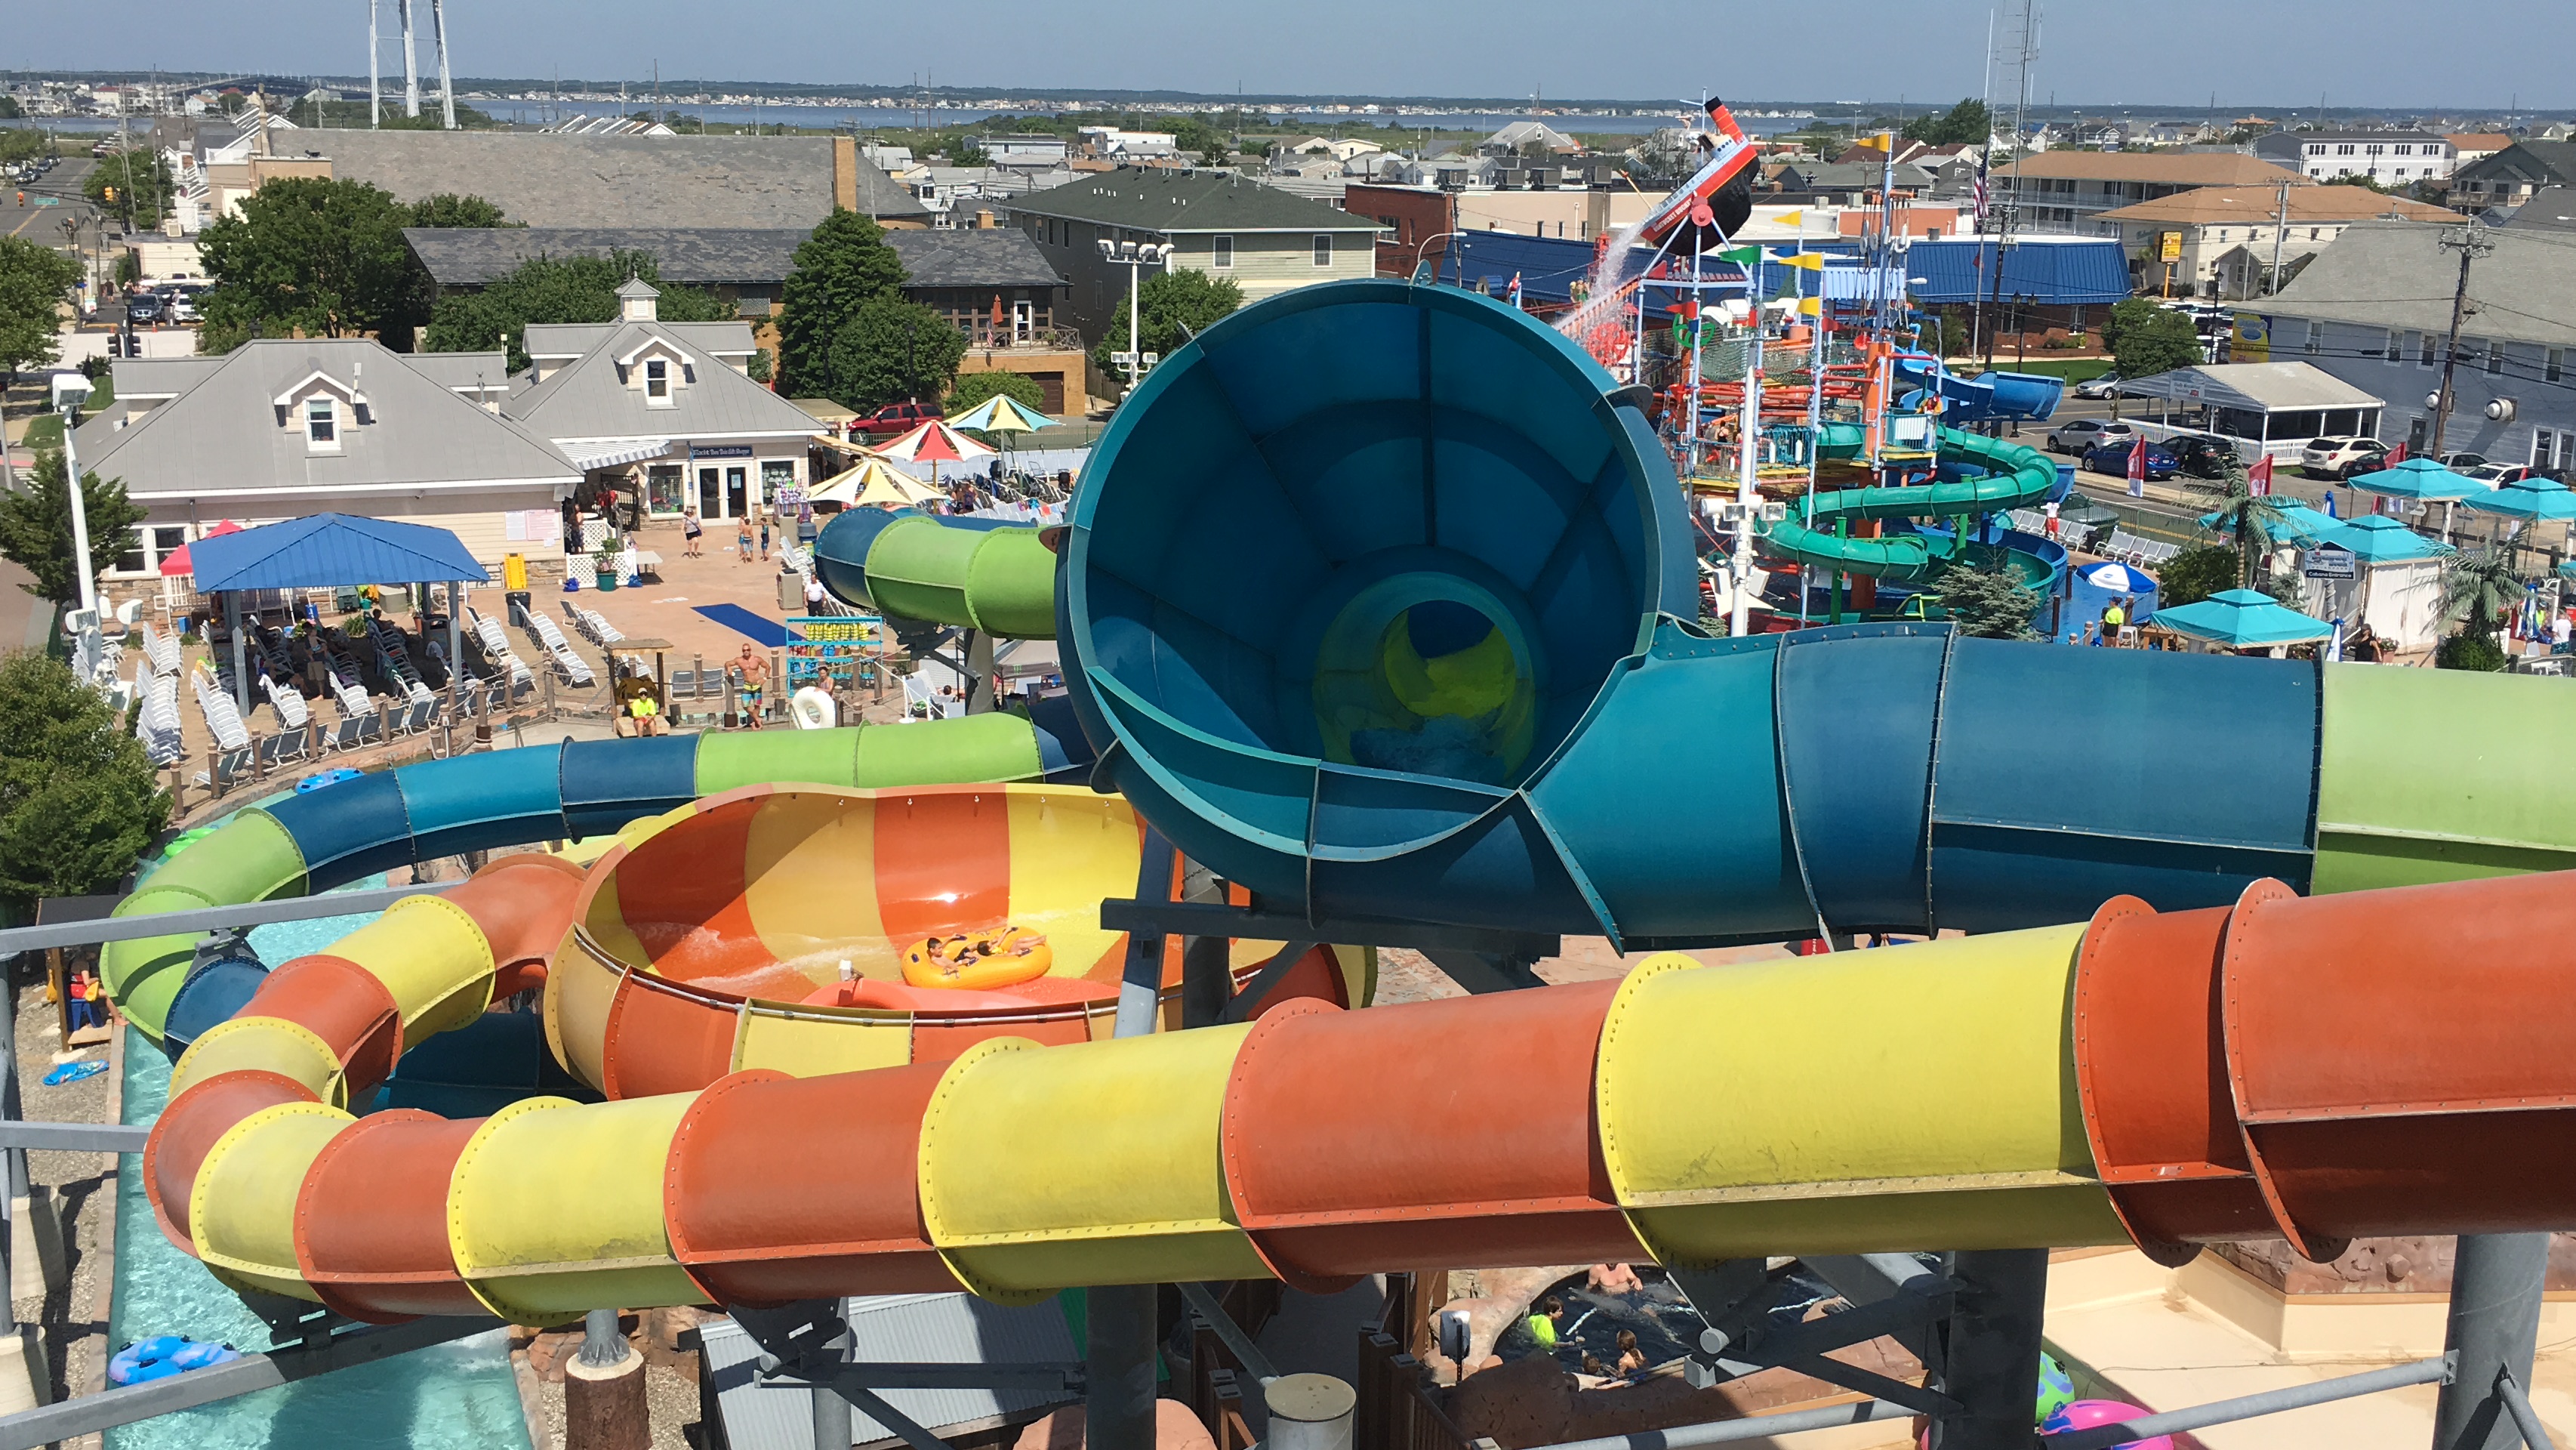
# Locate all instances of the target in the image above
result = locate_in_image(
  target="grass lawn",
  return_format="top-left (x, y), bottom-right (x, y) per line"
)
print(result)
top-left (16, 374), bottom-right (113, 452)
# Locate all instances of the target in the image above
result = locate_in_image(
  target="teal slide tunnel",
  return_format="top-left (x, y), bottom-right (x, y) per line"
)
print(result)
top-left (1055, 280), bottom-right (2556, 950)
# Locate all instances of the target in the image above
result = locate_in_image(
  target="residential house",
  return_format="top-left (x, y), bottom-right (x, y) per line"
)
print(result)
top-left (1995, 150), bottom-right (2308, 233)
top-left (404, 227), bottom-right (815, 323)
top-left (2505, 185), bottom-right (2576, 233)
top-left (1480, 121), bottom-right (1579, 159)
top-left (509, 281), bottom-right (826, 522)
top-left (2447, 141), bottom-right (2576, 211)
top-left (984, 134), bottom-right (1071, 169)
top-left (883, 230), bottom-right (1087, 415)
top-left (2251, 130), bottom-right (2459, 187)
top-left (193, 127), bottom-right (929, 230)
top-left (2092, 185), bottom-right (2460, 299)
top-left (1079, 128), bottom-right (1179, 162)
top-left (2253, 221), bottom-right (2576, 470)
top-left (1006, 168), bottom-right (1384, 345)
top-left (70, 341), bottom-right (581, 589)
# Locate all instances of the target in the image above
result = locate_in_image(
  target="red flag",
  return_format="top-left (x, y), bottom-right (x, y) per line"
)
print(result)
top-left (2385, 441), bottom-right (2408, 465)
top-left (2127, 437), bottom-right (2148, 497)
top-left (2249, 454), bottom-right (2274, 496)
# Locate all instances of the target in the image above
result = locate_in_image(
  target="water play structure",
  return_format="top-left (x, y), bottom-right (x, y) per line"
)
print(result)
top-left (85, 244), bottom-right (2576, 1446)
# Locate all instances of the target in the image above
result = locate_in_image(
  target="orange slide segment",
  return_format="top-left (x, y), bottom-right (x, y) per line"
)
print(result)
top-left (141, 870), bottom-right (2576, 1320)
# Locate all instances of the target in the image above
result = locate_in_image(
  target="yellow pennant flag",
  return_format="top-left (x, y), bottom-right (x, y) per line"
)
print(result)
top-left (1796, 297), bottom-right (1823, 316)
top-left (1773, 252), bottom-right (1829, 271)
top-left (1773, 208), bottom-right (1804, 227)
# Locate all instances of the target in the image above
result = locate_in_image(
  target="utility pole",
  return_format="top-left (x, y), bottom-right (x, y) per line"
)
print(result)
top-left (2430, 221), bottom-right (2492, 460)
top-left (2265, 179), bottom-right (2291, 296)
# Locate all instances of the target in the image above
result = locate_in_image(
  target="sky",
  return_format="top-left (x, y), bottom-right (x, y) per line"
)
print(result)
top-left (12, 0), bottom-right (2576, 113)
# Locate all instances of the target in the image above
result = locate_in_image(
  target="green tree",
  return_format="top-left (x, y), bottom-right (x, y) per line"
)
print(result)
top-left (0, 236), bottom-right (82, 381)
top-left (2439, 548), bottom-right (2529, 641)
top-left (0, 129), bottom-right (49, 165)
top-left (1903, 97), bottom-right (1992, 147)
top-left (85, 148), bottom-right (176, 230)
top-left (196, 177), bottom-right (426, 349)
top-left (775, 209), bottom-right (910, 398)
top-left (1093, 268), bottom-right (1243, 378)
top-left (1197, 143), bottom-right (1233, 171)
top-left (2200, 455), bottom-right (2297, 588)
top-left (0, 96), bottom-right (23, 121)
top-left (950, 138), bottom-right (990, 167)
top-left (2325, 174), bottom-right (2390, 193)
top-left (0, 449), bottom-right (148, 608)
top-left (424, 252), bottom-right (729, 372)
top-left (408, 193), bottom-right (516, 229)
top-left (823, 295), bottom-right (967, 411)
top-left (2156, 545), bottom-right (2241, 608)
top-left (1927, 561), bottom-right (2041, 639)
top-left (0, 649), bottom-right (171, 917)
top-left (944, 368), bottom-right (1045, 417)
top-left (2102, 298), bottom-right (2202, 381)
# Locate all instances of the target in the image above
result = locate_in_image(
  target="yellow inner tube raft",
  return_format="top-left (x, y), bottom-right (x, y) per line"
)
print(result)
top-left (901, 928), bottom-right (1055, 991)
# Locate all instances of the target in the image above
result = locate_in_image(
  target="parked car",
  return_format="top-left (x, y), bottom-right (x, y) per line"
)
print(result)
top-left (2071, 372), bottom-right (2124, 400)
top-left (2047, 418), bottom-right (2139, 455)
top-left (852, 401), bottom-right (944, 437)
top-left (2084, 438), bottom-right (2178, 480)
top-left (2300, 437), bottom-right (2387, 479)
top-left (2163, 433), bottom-right (2238, 479)
top-left (2462, 464), bottom-right (2538, 486)
top-left (2440, 452), bottom-right (2491, 470)
top-left (122, 292), bottom-right (164, 325)
top-left (165, 293), bottom-right (199, 323)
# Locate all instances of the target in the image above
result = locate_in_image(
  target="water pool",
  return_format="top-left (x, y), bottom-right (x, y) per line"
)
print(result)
top-left (106, 881), bottom-right (532, 1450)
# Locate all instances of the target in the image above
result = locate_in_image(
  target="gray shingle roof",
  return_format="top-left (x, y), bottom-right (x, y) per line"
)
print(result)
top-left (883, 230), bottom-right (1066, 290)
top-left (1005, 166), bottom-right (1382, 235)
top-left (403, 227), bottom-right (818, 289)
top-left (2263, 219), bottom-right (2576, 345)
top-left (2457, 141), bottom-right (2576, 186)
top-left (522, 319), bottom-right (759, 360)
top-left (503, 322), bottom-right (824, 442)
top-left (109, 356), bottom-right (225, 398)
top-left (396, 350), bottom-right (514, 394)
top-left (77, 339), bottom-right (580, 499)
top-left (309, 131), bottom-right (926, 228)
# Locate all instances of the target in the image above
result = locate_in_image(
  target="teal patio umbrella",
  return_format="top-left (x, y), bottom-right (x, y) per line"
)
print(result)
top-left (2148, 588), bottom-right (2334, 650)
top-left (2460, 475), bottom-right (2576, 523)
top-left (2312, 514), bottom-right (2453, 563)
top-left (2196, 501), bottom-right (2342, 544)
top-left (2349, 456), bottom-right (2491, 542)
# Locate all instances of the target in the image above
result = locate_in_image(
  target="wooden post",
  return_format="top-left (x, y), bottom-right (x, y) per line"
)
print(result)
top-left (167, 764), bottom-right (185, 818)
top-left (544, 665), bottom-right (557, 721)
top-left (769, 649), bottom-right (784, 725)
top-left (724, 671), bottom-right (738, 730)
top-left (203, 745), bottom-right (221, 799)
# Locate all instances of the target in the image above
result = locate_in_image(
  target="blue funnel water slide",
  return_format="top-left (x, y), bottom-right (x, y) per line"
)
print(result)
top-left (1059, 281), bottom-right (2342, 949)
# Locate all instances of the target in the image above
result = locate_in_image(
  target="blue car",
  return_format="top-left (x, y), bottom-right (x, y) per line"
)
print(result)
top-left (2084, 438), bottom-right (2177, 480)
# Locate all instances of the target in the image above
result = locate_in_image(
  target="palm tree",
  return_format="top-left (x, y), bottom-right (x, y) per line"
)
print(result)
top-left (2201, 456), bottom-right (2296, 589)
top-left (2439, 548), bottom-right (2530, 637)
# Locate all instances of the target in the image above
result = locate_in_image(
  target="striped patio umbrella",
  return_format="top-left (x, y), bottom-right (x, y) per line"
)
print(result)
top-left (874, 418), bottom-right (998, 495)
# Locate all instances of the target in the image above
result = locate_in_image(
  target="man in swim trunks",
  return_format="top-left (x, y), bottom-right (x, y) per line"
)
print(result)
top-left (736, 643), bottom-right (770, 728)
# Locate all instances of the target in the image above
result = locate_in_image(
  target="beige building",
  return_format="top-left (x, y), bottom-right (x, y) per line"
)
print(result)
top-left (1997, 150), bottom-right (2309, 234)
top-left (2094, 185), bottom-right (2460, 299)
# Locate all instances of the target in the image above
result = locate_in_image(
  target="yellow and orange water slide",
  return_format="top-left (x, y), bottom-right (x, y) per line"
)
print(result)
top-left (141, 797), bottom-right (2576, 1322)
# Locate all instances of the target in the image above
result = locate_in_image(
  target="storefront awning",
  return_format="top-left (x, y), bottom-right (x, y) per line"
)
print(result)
top-left (558, 437), bottom-right (673, 471)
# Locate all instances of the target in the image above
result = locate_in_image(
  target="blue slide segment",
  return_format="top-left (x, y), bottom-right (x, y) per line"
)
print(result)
top-left (1892, 355), bottom-right (2065, 423)
top-left (1061, 281), bottom-right (2324, 949)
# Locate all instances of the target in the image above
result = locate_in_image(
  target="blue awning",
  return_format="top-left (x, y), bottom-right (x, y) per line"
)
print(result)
top-left (190, 512), bottom-right (491, 593)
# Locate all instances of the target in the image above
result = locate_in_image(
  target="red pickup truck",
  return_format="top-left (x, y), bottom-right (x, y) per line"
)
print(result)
top-left (849, 401), bottom-right (944, 437)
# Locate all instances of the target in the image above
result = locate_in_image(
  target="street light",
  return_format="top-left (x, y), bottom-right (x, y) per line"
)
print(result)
top-left (1411, 231), bottom-right (1462, 286)
top-left (51, 373), bottom-right (97, 619)
top-left (1098, 238), bottom-right (1175, 386)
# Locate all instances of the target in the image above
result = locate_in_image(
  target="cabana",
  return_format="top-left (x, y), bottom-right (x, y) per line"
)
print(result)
top-left (2146, 588), bottom-right (2334, 654)
top-left (2116, 362), bottom-right (2384, 461)
top-left (2296, 515), bottom-right (2454, 654)
top-left (190, 513), bottom-right (491, 715)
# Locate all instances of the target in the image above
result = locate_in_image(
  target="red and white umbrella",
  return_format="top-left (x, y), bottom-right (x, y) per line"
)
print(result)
top-left (872, 418), bottom-right (997, 495)
top-left (159, 519), bottom-right (244, 576)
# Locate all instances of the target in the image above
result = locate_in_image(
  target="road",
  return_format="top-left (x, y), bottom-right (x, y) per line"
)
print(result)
top-left (1, 157), bottom-right (97, 242)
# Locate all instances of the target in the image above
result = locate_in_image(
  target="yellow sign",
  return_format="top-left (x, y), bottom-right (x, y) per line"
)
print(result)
top-left (2158, 231), bottom-right (2183, 263)
top-left (2233, 313), bottom-right (2271, 362)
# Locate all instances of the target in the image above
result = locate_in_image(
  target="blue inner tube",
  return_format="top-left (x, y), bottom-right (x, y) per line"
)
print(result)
top-left (109, 1335), bottom-right (242, 1385)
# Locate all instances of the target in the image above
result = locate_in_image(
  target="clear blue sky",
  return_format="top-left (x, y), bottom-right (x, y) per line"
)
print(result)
top-left (14, 0), bottom-right (2573, 111)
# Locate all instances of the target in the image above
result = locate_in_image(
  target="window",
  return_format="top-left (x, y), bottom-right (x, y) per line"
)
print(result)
top-left (2538, 430), bottom-right (2559, 468)
top-left (2303, 320), bottom-right (2320, 356)
top-left (114, 530), bottom-right (144, 576)
top-left (2385, 329), bottom-right (2402, 362)
top-left (2550, 347), bottom-right (2565, 383)
top-left (2365, 143), bottom-right (2383, 156)
top-left (1212, 235), bottom-right (1234, 269)
top-left (2308, 227), bottom-right (2321, 240)
top-left (1311, 234), bottom-right (1332, 268)
top-left (305, 396), bottom-right (335, 446)
top-left (2336, 143), bottom-right (2356, 156)
top-left (645, 357), bottom-right (670, 403)
top-left (2395, 143), bottom-right (2414, 156)
top-left (2419, 332), bottom-right (2436, 368)
top-left (2486, 341), bottom-right (2504, 375)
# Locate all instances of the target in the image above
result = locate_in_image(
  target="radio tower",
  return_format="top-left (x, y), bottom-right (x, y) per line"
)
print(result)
top-left (1976, 0), bottom-right (2040, 373)
top-left (368, 0), bottom-right (459, 128)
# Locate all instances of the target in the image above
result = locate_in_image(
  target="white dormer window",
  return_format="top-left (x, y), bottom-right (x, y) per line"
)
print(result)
top-left (646, 358), bottom-right (671, 406)
top-left (306, 396), bottom-right (337, 449)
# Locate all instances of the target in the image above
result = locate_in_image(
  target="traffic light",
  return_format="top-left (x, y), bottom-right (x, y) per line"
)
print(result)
top-left (102, 187), bottom-right (114, 203)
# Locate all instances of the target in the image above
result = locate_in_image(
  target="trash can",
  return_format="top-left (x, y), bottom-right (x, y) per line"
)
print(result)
top-left (507, 590), bottom-right (533, 628)
top-left (775, 571), bottom-right (803, 613)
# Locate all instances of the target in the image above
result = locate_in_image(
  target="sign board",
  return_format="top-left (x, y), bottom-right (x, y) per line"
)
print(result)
top-left (776, 486), bottom-right (806, 511)
top-left (2158, 231), bottom-right (2183, 263)
top-left (2232, 313), bottom-right (2270, 363)
top-left (689, 443), bottom-right (756, 460)
top-left (783, 614), bottom-right (883, 689)
top-left (2303, 543), bottom-right (2358, 580)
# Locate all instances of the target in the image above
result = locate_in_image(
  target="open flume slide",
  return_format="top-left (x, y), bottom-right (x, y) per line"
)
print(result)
top-left (139, 867), bottom-right (2576, 1319)
top-left (1891, 353), bottom-right (2066, 424)
top-left (1060, 281), bottom-right (2576, 946)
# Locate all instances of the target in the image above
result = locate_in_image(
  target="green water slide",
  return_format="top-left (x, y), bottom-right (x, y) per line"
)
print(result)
top-left (810, 509), bottom-right (1057, 637)
top-left (1756, 427), bottom-right (2061, 583)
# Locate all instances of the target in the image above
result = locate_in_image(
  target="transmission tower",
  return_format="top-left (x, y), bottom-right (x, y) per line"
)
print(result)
top-left (367, 0), bottom-right (458, 128)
